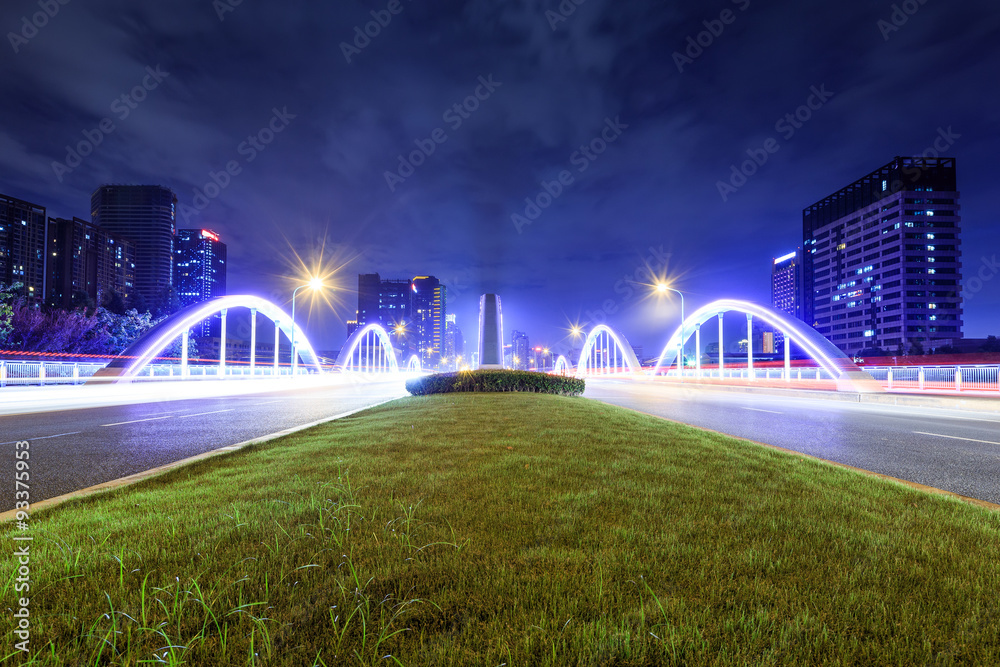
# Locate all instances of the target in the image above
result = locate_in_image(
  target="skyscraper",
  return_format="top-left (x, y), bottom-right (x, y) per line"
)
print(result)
top-left (511, 330), bottom-right (529, 370)
top-left (0, 193), bottom-right (46, 303)
top-left (803, 157), bottom-right (962, 355)
top-left (91, 185), bottom-right (177, 308)
top-left (771, 248), bottom-right (805, 322)
top-left (444, 314), bottom-right (465, 369)
top-left (174, 229), bottom-right (227, 336)
top-left (412, 275), bottom-right (446, 366)
top-left (356, 273), bottom-right (382, 326)
top-left (47, 217), bottom-right (135, 309)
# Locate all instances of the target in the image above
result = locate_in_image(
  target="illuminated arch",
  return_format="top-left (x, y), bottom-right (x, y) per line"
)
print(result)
top-left (99, 295), bottom-right (322, 381)
top-left (405, 354), bottom-right (422, 372)
top-left (651, 299), bottom-right (879, 392)
top-left (336, 323), bottom-right (399, 373)
top-left (553, 355), bottom-right (572, 374)
top-left (576, 324), bottom-right (642, 376)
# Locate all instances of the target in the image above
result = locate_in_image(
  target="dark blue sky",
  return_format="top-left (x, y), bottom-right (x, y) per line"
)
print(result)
top-left (2, 0), bottom-right (998, 355)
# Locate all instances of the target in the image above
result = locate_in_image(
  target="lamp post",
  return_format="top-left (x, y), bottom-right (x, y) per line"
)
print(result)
top-left (291, 277), bottom-right (324, 375)
top-left (657, 283), bottom-right (685, 380)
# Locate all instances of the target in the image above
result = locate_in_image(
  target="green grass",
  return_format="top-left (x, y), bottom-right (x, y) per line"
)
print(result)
top-left (4, 393), bottom-right (1000, 665)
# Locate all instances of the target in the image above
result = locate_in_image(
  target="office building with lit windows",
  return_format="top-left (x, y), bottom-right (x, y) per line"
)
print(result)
top-left (771, 248), bottom-right (805, 322)
top-left (47, 217), bottom-right (135, 309)
top-left (511, 330), bottom-right (529, 370)
top-left (803, 157), bottom-right (962, 355)
top-left (412, 275), bottom-right (446, 367)
top-left (92, 184), bottom-right (177, 306)
top-left (0, 193), bottom-right (46, 303)
top-left (174, 229), bottom-right (227, 336)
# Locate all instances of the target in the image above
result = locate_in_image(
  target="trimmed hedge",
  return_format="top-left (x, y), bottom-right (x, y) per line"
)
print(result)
top-left (405, 369), bottom-right (585, 396)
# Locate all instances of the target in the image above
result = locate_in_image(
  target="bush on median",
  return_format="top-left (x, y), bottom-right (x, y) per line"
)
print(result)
top-left (405, 369), bottom-right (585, 396)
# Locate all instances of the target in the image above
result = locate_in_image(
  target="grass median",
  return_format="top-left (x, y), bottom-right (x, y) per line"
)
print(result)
top-left (4, 393), bottom-right (1000, 665)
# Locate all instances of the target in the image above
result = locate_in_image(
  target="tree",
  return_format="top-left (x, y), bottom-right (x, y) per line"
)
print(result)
top-left (102, 289), bottom-right (127, 316)
top-left (909, 340), bottom-right (925, 356)
top-left (129, 291), bottom-right (149, 315)
top-left (70, 290), bottom-right (96, 313)
top-left (151, 285), bottom-right (181, 319)
top-left (0, 282), bottom-right (22, 345)
top-left (980, 336), bottom-right (1000, 353)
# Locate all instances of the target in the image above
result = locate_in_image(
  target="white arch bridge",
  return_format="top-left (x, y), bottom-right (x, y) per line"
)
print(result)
top-left (572, 299), bottom-right (881, 393)
top-left (92, 296), bottom-right (420, 383)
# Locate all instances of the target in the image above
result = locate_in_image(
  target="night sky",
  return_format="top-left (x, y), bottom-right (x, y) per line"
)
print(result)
top-left (2, 0), bottom-right (998, 355)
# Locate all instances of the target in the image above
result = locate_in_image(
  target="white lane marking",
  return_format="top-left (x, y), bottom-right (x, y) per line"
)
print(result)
top-left (0, 431), bottom-right (82, 445)
top-left (102, 416), bottom-right (174, 427)
top-left (741, 407), bottom-right (783, 414)
top-left (178, 409), bottom-right (235, 418)
top-left (914, 431), bottom-right (1000, 446)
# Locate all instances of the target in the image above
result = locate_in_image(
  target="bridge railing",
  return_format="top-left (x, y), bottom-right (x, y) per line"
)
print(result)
top-left (0, 360), bottom-right (311, 387)
top-left (653, 364), bottom-right (1000, 393)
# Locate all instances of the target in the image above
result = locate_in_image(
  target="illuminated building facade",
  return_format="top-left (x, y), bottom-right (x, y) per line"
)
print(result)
top-left (47, 216), bottom-right (135, 308)
top-left (804, 157), bottom-right (963, 355)
top-left (174, 229), bottom-right (227, 336)
top-left (412, 275), bottom-right (446, 366)
top-left (92, 184), bottom-right (177, 306)
top-left (511, 330), bottom-right (529, 370)
top-left (0, 193), bottom-right (46, 303)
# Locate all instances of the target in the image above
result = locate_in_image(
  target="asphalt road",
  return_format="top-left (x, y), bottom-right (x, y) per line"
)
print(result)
top-left (584, 378), bottom-right (1000, 505)
top-left (1, 378), bottom-right (407, 511)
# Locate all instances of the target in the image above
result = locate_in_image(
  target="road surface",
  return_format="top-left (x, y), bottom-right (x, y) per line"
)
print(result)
top-left (585, 378), bottom-right (1000, 504)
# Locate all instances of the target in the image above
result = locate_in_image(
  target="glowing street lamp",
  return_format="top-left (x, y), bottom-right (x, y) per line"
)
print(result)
top-left (291, 277), bottom-right (325, 374)
top-left (656, 282), bottom-right (685, 380)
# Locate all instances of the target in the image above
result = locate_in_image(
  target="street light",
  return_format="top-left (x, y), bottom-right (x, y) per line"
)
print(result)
top-left (291, 277), bottom-right (324, 374)
top-left (656, 282), bottom-right (685, 380)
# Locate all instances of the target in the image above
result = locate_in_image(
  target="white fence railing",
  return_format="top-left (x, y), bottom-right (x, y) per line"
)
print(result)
top-left (650, 364), bottom-right (1000, 392)
top-left (0, 360), bottom-right (310, 387)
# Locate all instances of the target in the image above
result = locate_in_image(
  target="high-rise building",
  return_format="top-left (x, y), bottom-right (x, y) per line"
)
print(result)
top-left (444, 314), bottom-right (464, 368)
top-left (174, 229), bottom-right (227, 336)
top-left (511, 330), bottom-right (529, 370)
top-left (0, 194), bottom-right (46, 303)
top-left (771, 248), bottom-right (805, 322)
top-left (91, 185), bottom-right (177, 307)
top-left (379, 279), bottom-right (413, 329)
top-left (354, 274), bottom-right (413, 329)
top-left (770, 247), bottom-right (805, 351)
top-left (47, 217), bottom-right (135, 309)
top-left (803, 157), bottom-right (962, 355)
top-left (412, 275), bottom-right (446, 366)
top-left (356, 273), bottom-right (382, 326)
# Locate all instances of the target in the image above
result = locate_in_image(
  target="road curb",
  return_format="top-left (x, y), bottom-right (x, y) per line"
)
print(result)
top-left (0, 396), bottom-right (405, 523)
